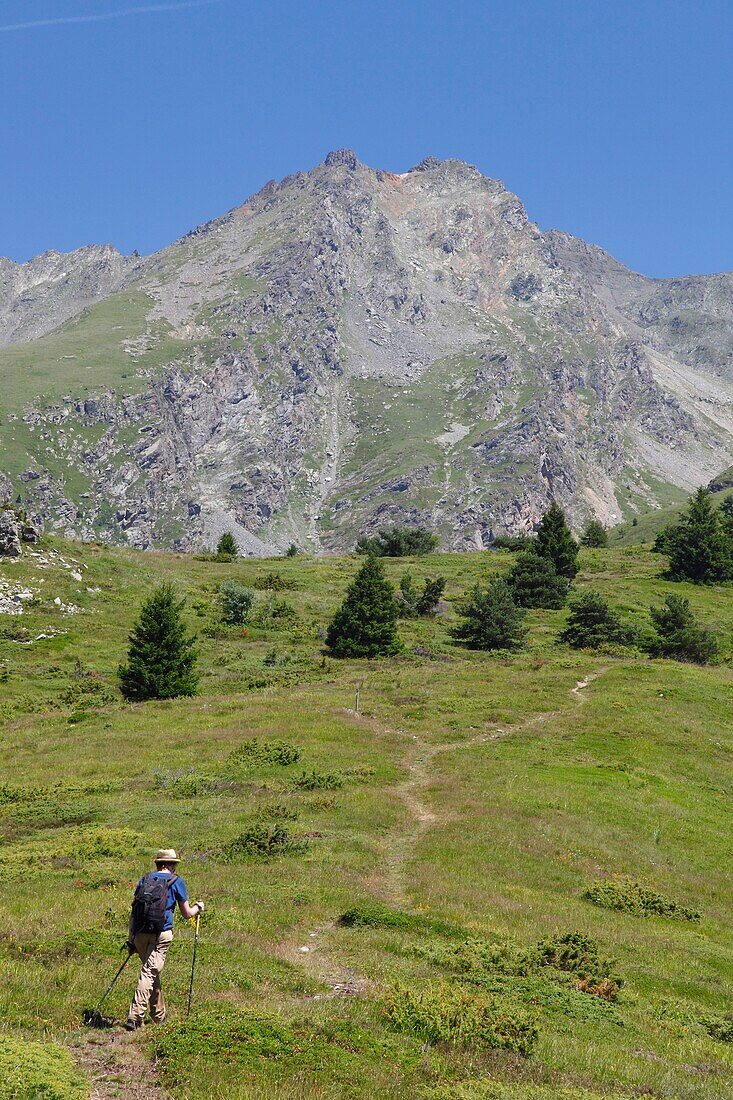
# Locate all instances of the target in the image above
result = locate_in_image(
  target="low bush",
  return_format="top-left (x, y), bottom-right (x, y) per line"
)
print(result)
top-left (535, 932), bottom-right (621, 998)
top-left (356, 526), bottom-right (439, 557)
top-left (647, 594), bottom-right (718, 664)
top-left (659, 1000), bottom-right (733, 1043)
top-left (153, 770), bottom-right (228, 798)
top-left (583, 877), bottom-right (700, 921)
top-left (491, 535), bottom-right (534, 552)
top-left (559, 590), bottom-right (634, 649)
top-left (416, 937), bottom-right (536, 977)
top-left (290, 770), bottom-right (345, 791)
top-left (338, 902), bottom-right (464, 938)
top-left (1, 796), bottom-right (96, 833)
top-left (384, 983), bottom-right (537, 1054)
top-left (253, 571), bottom-right (294, 591)
top-left (218, 581), bottom-right (255, 624)
top-left (226, 738), bottom-right (301, 770)
top-left (152, 1009), bottom-right (296, 1074)
top-left (0, 1035), bottom-right (88, 1099)
top-left (250, 597), bottom-right (299, 628)
top-left (256, 801), bottom-right (299, 821)
top-left (221, 823), bottom-right (308, 861)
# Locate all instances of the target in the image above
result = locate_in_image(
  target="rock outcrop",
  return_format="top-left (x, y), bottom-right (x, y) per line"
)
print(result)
top-left (0, 152), bottom-right (732, 552)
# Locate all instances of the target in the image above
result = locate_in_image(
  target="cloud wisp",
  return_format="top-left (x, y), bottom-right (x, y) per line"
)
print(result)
top-left (0, 0), bottom-right (224, 33)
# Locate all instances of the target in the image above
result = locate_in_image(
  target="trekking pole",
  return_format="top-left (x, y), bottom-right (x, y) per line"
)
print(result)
top-left (84, 950), bottom-right (132, 1027)
top-left (186, 912), bottom-right (201, 1017)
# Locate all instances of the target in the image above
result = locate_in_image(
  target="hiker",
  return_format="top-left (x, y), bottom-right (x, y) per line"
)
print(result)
top-left (124, 848), bottom-right (204, 1031)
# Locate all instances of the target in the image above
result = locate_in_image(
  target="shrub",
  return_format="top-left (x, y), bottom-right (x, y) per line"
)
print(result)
top-left (384, 983), bottom-right (537, 1054)
top-left (326, 556), bottom-right (402, 658)
top-left (507, 550), bottom-right (568, 609)
top-left (221, 823), bottom-right (308, 861)
top-left (583, 877), bottom-right (700, 921)
top-left (0, 1035), bottom-right (88, 1100)
top-left (215, 532), bottom-right (238, 561)
top-left (226, 738), bottom-right (301, 769)
top-left (705, 1016), bottom-right (733, 1042)
top-left (249, 597), bottom-right (299, 628)
top-left (580, 520), bottom-right (608, 548)
top-left (647, 594), bottom-right (718, 664)
top-left (285, 543), bottom-right (299, 557)
top-left (338, 902), bottom-right (464, 938)
top-left (535, 502), bottom-right (579, 579)
top-left (218, 581), bottom-right (255, 624)
top-left (152, 1008), bottom-right (296, 1079)
top-left (559, 589), bottom-right (633, 649)
top-left (535, 932), bottom-right (620, 998)
top-left (290, 770), bottom-right (345, 791)
top-left (253, 571), bottom-right (293, 591)
top-left (491, 535), bottom-right (533, 552)
top-left (356, 525), bottom-right (439, 557)
top-left (396, 573), bottom-right (446, 617)
top-left (118, 584), bottom-right (198, 700)
top-left (416, 937), bottom-right (536, 978)
top-left (452, 579), bottom-right (527, 651)
top-left (257, 802), bottom-right (299, 821)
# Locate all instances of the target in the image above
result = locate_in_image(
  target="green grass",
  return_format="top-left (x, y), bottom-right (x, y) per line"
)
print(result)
top-left (0, 539), bottom-right (731, 1097)
top-left (0, 291), bottom-right (182, 412)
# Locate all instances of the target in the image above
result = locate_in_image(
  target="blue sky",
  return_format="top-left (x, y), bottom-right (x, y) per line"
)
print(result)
top-left (1, 0), bottom-right (731, 276)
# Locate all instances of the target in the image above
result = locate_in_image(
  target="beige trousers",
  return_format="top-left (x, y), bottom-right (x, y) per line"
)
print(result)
top-left (127, 929), bottom-right (173, 1024)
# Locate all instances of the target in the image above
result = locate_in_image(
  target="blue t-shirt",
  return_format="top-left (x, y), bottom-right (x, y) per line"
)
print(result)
top-left (137, 871), bottom-right (188, 931)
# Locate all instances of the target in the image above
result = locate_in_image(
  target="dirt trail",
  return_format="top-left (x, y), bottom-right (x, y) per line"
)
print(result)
top-left (72, 1029), bottom-right (173, 1100)
top-left (276, 665), bottom-right (609, 989)
top-left (72, 667), bottom-right (609, 1087)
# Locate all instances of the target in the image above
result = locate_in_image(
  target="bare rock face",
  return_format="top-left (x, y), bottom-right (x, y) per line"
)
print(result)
top-left (0, 244), bottom-right (132, 346)
top-left (0, 510), bottom-right (21, 557)
top-left (1, 151), bottom-right (732, 552)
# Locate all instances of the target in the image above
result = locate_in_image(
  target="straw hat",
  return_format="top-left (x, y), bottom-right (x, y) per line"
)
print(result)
top-left (154, 848), bottom-right (181, 865)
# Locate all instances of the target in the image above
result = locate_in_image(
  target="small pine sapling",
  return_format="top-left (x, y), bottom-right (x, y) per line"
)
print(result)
top-left (580, 520), bottom-right (608, 548)
top-left (326, 556), bottom-right (402, 657)
top-left (216, 532), bottom-right (239, 561)
top-left (118, 584), bottom-right (198, 700)
top-left (536, 502), bottom-right (579, 578)
top-left (451, 578), bottom-right (528, 651)
top-left (647, 594), bottom-right (718, 664)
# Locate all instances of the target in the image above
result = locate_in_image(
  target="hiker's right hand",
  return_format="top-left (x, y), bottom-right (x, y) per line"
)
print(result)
top-left (194, 900), bottom-right (204, 914)
top-left (124, 939), bottom-right (135, 954)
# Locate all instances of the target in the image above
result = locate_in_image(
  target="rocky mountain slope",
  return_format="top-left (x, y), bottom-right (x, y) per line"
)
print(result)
top-left (1, 150), bottom-right (732, 553)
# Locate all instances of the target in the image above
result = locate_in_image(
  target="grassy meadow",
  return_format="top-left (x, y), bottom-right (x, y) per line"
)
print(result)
top-left (0, 538), bottom-right (731, 1098)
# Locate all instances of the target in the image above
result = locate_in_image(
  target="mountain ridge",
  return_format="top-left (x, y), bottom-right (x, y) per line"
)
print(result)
top-left (1, 150), bottom-right (732, 553)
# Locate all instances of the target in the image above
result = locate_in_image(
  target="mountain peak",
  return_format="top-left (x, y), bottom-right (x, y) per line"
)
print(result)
top-left (324, 148), bottom-right (361, 170)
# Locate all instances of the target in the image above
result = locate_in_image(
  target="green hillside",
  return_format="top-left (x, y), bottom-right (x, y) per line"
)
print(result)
top-left (610, 485), bottom-right (733, 546)
top-left (0, 538), bottom-right (731, 1099)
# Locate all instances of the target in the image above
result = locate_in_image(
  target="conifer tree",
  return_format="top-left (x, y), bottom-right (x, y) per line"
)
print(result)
top-left (216, 532), bottom-right (238, 560)
top-left (452, 578), bottom-right (527, 651)
top-left (559, 589), bottom-right (631, 649)
top-left (580, 519), bottom-right (608, 548)
top-left (508, 549), bottom-right (568, 609)
top-left (326, 556), bottom-right (402, 657)
top-left (535, 502), bottom-right (579, 578)
top-left (647, 594), bottom-right (718, 664)
top-left (118, 584), bottom-right (198, 700)
top-left (660, 487), bottom-right (732, 583)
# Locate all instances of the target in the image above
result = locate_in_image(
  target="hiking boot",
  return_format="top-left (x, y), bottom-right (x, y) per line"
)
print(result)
top-left (124, 1019), bottom-right (143, 1032)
